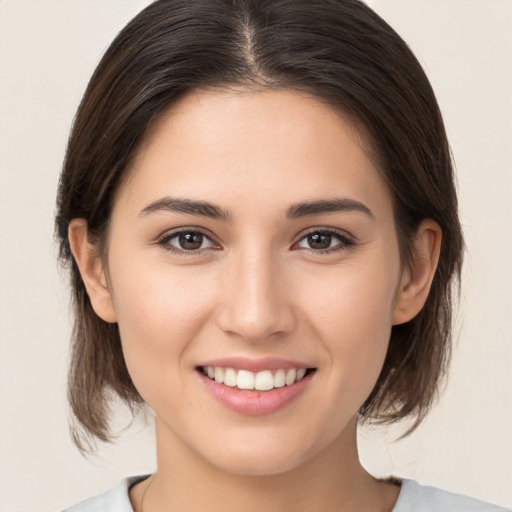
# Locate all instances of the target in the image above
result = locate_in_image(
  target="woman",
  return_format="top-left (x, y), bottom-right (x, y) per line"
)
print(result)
top-left (55, 0), bottom-right (508, 511)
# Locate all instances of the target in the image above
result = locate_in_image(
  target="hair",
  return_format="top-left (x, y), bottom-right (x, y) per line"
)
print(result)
top-left (56, 0), bottom-right (463, 452)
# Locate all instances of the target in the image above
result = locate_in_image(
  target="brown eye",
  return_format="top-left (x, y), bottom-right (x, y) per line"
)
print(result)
top-left (178, 232), bottom-right (204, 250)
top-left (307, 233), bottom-right (332, 250)
top-left (296, 230), bottom-right (354, 253)
top-left (161, 230), bottom-right (215, 253)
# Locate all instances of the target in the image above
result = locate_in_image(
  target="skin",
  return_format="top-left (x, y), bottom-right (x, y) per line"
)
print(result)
top-left (69, 89), bottom-right (441, 512)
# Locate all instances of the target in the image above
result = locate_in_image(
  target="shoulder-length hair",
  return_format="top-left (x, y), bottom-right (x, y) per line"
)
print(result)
top-left (56, 0), bottom-right (463, 452)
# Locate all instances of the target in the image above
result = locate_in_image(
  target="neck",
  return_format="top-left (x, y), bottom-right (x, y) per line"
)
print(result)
top-left (133, 417), bottom-right (399, 512)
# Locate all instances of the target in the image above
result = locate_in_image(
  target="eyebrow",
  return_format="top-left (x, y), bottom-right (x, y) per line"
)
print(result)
top-left (139, 197), bottom-right (232, 221)
top-left (139, 196), bottom-right (374, 221)
top-left (286, 198), bottom-right (375, 220)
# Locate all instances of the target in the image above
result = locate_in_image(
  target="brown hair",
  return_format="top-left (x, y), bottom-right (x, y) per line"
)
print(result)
top-left (56, 0), bottom-right (463, 452)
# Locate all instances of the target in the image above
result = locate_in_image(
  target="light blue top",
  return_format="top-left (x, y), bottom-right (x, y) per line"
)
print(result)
top-left (61, 475), bottom-right (510, 512)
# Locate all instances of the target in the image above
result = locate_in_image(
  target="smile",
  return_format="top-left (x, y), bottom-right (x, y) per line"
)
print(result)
top-left (200, 366), bottom-right (310, 391)
top-left (197, 364), bottom-right (316, 415)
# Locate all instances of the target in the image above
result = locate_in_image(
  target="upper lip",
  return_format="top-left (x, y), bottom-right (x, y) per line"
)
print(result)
top-left (198, 357), bottom-right (315, 373)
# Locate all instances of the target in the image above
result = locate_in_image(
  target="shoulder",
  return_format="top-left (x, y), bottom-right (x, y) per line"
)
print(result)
top-left (393, 479), bottom-right (510, 512)
top-left (60, 475), bottom-right (150, 512)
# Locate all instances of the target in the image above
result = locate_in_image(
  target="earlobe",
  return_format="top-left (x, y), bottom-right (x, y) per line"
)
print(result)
top-left (68, 219), bottom-right (117, 323)
top-left (392, 220), bottom-right (442, 325)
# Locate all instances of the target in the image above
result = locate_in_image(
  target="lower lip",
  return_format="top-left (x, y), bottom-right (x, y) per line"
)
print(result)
top-left (198, 370), bottom-right (314, 415)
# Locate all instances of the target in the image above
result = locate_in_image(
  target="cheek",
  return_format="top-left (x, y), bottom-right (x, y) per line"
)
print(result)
top-left (299, 254), bottom-right (400, 393)
top-left (304, 256), bottom-right (398, 331)
top-left (108, 261), bottom-right (217, 398)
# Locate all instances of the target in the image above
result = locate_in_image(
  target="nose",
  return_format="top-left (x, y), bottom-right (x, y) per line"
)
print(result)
top-left (215, 247), bottom-right (296, 343)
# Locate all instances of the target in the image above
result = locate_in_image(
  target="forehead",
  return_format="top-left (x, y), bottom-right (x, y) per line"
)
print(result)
top-left (117, 88), bottom-right (392, 219)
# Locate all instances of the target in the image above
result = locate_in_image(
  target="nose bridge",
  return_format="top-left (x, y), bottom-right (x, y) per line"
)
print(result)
top-left (217, 242), bottom-right (294, 342)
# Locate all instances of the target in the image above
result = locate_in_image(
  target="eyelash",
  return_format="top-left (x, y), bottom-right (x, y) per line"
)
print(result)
top-left (157, 228), bottom-right (356, 256)
top-left (157, 228), bottom-right (219, 255)
top-left (296, 228), bottom-right (356, 254)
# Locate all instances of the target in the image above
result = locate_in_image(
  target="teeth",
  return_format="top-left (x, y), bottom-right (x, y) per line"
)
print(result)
top-left (254, 370), bottom-right (274, 391)
top-left (224, 368), bottom-right (237, 387)
top-left (296, 368), bottom-right (306, 380)
top-left (202, 366), bottom-right (310, 391)
top-left (274, 369), bottom-right (286, 388)
top-left (237, 369), bottom-right (255, 390)
top-left (285, 369), bottom-right (297, 385)
top-left (214, 367), bottom-right (224, 383)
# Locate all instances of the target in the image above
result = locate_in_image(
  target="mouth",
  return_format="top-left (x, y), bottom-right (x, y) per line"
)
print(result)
top-left (196, 362), bottom-right (317, 415)
top-left (198, 366), bottom-right (316, 392)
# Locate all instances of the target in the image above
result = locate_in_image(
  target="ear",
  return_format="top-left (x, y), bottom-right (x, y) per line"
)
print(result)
top-left (68, 219), bottom-right (117, 323)
top-left (392, 219), bottom-right (442, 325)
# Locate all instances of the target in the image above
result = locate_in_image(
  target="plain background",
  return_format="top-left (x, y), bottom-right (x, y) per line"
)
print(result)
top-left (0, 1), bottom-right (511, 511)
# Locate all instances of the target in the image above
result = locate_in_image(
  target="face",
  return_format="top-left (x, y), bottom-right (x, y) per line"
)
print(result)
top-left (101, 89), bottom-right (405, 475)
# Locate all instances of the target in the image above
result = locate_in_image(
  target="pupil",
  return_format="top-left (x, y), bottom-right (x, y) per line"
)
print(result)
top-left (179, 232), bottom-right (203, 250)
top-left (308, 233), bottom-right (331, 249)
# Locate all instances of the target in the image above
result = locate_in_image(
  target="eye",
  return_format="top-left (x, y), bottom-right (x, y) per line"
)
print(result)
top-left (296, 229), bottom-right (354, 253)
top-left (159, 229), bottom-right (216, 254)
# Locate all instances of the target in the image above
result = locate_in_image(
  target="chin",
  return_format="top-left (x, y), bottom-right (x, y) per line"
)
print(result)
top-left (214, 449), bottom-right (305, 477)
top-left (199, 430), bottom-right (321, 477)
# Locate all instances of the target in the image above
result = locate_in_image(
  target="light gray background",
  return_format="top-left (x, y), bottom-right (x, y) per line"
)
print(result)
top-left (0, 1), bottom-right (511, 511)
